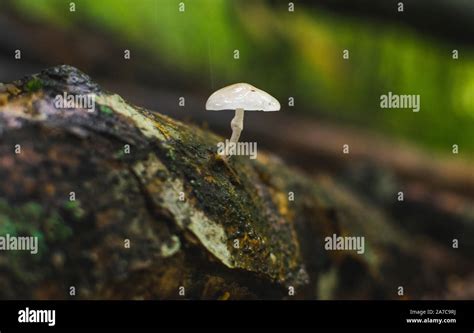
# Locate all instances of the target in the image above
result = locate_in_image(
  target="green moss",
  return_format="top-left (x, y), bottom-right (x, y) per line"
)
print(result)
top-left (0, 198), bottom-right (73, 256)
top-left (45, 213), bottom-right (73, 241)
top-left (63, 200), bottom-right (85, 219)
top-left (21, 202), bottom-right (43, 220)
top-left (24, 77), bottom-right (43, 92)
top-left (0, 216), bottom-right (17, 235)
top-left (115, 149), bottom-right (125, 159)
top-left (99, 105), bottom-right (114, 115)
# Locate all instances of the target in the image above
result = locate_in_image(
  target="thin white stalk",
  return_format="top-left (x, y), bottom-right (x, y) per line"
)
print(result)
top-left (224, 108), bottom-right (245, 161)
top-left (229, 108), bottom-right (244, 144)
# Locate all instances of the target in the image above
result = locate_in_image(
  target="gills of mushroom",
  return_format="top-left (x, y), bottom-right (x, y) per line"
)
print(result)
top-left (205, 83), bottom-right (280, 159)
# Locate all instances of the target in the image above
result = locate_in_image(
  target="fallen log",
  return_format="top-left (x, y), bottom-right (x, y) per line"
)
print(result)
top-left (0, 65), bottom-right (471, 299)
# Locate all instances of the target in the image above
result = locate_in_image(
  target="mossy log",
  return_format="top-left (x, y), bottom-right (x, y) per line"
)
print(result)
top-left (0, 66), bottom-right (471, 300)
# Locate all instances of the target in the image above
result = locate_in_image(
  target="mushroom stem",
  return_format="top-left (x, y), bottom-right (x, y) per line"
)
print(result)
top-left (229, 108), bottom-right (244, 144)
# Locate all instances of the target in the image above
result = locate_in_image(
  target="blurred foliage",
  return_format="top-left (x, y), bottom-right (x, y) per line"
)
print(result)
top-left (10, 0), bottom-right (474, 156)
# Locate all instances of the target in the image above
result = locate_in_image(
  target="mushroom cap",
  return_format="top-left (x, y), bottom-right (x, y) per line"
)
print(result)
top-left (206, 83), bottom-right (281, 112)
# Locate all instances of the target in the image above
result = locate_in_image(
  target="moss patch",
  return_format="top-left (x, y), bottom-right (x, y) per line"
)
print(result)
top-left (24, 77), bottom-right (43, 92)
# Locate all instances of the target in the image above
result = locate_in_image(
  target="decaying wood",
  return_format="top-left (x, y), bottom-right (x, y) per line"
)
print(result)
top-left (0, 66), bottom-right (472, 300)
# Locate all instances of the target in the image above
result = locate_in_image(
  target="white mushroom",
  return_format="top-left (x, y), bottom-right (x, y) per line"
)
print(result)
top-left (205, 83), bottom-right (280, 157)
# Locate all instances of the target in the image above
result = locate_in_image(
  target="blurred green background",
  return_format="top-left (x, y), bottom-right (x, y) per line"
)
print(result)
top-left (4, 0), bottom-right (474, 157)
